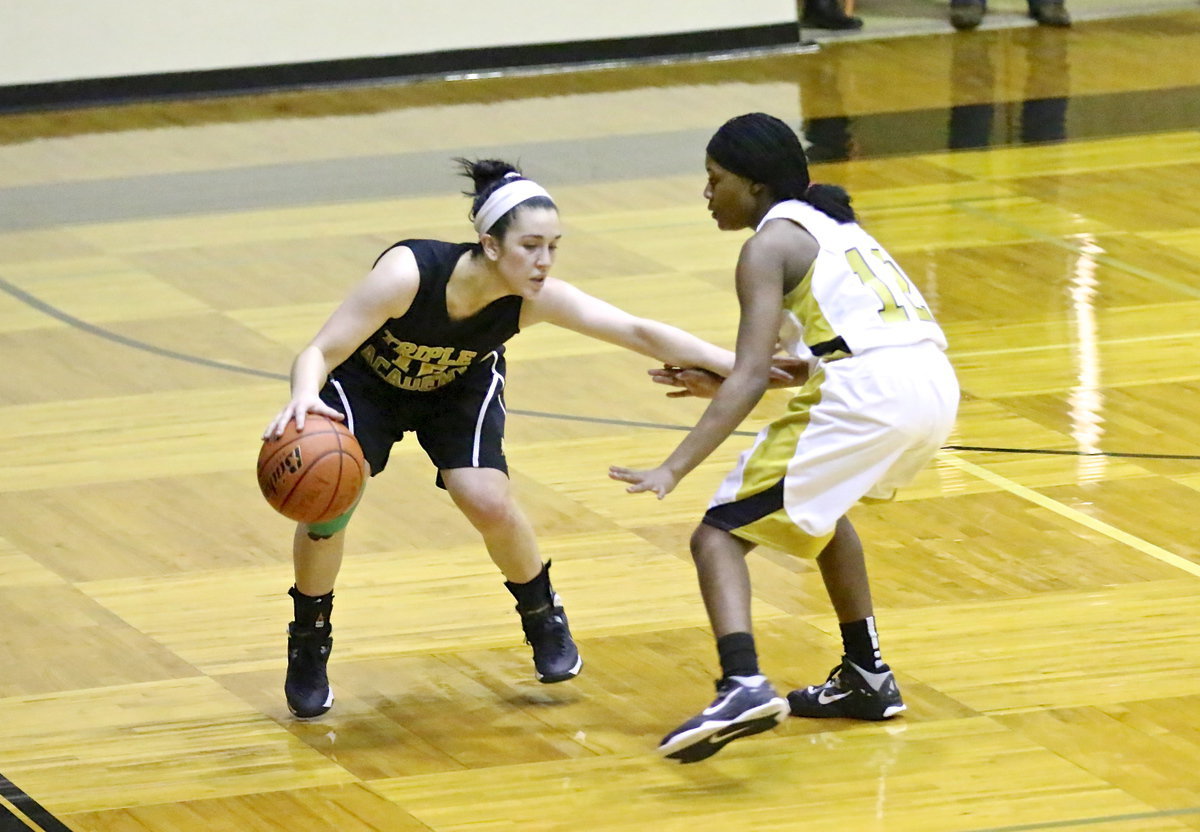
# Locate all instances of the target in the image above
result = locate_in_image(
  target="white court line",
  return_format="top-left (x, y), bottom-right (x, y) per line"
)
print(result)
top-left (939, 451), bottom-right (1200, 578)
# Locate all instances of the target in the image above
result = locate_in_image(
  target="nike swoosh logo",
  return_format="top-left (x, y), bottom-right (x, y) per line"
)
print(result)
top-left (709, 723), bottom-right (762, 744)
top-left (702, 688), bottom-right (742, 716)
top-left (817, 689), bottom-right (852, 705)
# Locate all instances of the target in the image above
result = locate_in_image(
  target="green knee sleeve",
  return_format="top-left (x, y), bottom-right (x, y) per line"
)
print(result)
top-left (305, 502), bottom-right (359, 539)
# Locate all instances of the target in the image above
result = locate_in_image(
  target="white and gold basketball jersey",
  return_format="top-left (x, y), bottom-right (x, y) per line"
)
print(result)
top-left (762, 200), bottom-right (948, 358)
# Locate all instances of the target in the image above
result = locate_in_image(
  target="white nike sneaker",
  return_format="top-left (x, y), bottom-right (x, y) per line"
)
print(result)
top-left (787, 657), bottom-right (906, 721)
top-left (657, 675), bottom-right (789, 764)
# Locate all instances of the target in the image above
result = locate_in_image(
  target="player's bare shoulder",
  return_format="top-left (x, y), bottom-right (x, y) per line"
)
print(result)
top-left (739, 216), bottom-right (815, 274)
top-left (373, 244), bottom-right (420, 284)
top-left (751, 216), bottom-right (819, 283)
top-left (759, 215), bottom-right (819, 257)
top-left (365, 245), bottom-right (422, 317)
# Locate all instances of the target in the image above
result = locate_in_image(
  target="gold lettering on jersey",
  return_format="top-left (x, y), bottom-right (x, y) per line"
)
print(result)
top-left (845, 247), bottom-right (935, 324)
top-left (359, 329), bottom-right (479, 392)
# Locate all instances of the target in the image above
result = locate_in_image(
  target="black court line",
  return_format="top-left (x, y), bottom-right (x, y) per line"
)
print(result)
top-left (3, 275), bottom-right (1199, 464)
top-left (0, 276), bottom-right (279, 380)
top-left (0, 800), bottom-right (33, 832)
top-left (961, 804), bottom-right (1200, 832)
top-left (945, 444), bottom-right (1200, 461)
top-left (0, 776), bottom-right (69, 832)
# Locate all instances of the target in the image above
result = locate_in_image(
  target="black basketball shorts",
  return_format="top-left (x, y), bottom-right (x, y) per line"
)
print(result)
top-left (319, 352), bottom-right (508, 488)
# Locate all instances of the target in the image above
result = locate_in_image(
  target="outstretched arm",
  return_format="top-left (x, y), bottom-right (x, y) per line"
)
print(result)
top-left (521, 279), bottom-right (738, 376)
top-left (649, 355), bottom-right (810, 398)
top-left (610, 222), bottom-right (813, 498)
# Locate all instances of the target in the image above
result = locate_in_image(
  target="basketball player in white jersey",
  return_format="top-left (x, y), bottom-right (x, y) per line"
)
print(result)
top-left (611, 113), bottom-right (960, 763)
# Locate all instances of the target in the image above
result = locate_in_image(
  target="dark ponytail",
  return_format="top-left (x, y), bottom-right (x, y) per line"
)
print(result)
top-left (706, 113), bottom-right (855, 223)
top-left (453, 157), bottom-right (555, 238)
top-left (803, 183), bottom-right (856, 223)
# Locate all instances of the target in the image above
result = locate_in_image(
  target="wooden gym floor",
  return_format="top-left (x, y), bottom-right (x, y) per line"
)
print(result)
top-left (1, 7), bottom-right (1199, 831)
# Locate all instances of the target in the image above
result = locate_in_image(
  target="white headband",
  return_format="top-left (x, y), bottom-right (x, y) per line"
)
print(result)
top-left (473, 179), bottom-right (554, 235)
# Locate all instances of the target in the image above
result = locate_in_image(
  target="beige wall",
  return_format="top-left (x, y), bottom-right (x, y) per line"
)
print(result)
top-left (1, 0), bottom-right (798, 86)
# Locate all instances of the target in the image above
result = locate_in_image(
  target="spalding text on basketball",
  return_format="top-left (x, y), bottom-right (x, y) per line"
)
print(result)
top-left (264, 447), bottom-right (304, 496)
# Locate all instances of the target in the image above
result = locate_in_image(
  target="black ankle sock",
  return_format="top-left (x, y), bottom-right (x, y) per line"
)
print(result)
top-left (840, 616), bottom-right (886, 672)
top-left (289, 586), bottom-right (333, 631)
top-left (504, 560), bottom-right (554, 615)
top-left (717, 632), bottom-right (760, 679)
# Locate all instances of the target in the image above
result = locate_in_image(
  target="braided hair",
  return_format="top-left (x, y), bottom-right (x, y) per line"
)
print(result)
top-left (705, 113), bottom-right (855, 223)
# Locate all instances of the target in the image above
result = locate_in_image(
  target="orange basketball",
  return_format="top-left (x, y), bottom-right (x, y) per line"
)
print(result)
top-left (257, 415), bottom-right (366, 524)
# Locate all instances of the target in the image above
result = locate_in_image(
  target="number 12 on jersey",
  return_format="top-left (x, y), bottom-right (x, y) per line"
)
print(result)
top-left (845, 247), bottom-right (934, 324)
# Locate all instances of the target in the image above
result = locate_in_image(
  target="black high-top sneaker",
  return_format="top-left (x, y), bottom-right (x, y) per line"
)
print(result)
top-left (787, 656), bottom-right (905, 720)
top-left (285, 623), bottom-right (334, 718)
top-left (519, 593), bottom-right (582, 683)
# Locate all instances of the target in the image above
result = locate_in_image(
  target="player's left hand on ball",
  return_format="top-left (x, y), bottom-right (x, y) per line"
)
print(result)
top-left (609, 464), bottom-right (678, 499)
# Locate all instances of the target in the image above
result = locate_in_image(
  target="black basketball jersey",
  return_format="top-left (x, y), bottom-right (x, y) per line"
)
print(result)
top-left (335, 239), bottom-right (523, 394)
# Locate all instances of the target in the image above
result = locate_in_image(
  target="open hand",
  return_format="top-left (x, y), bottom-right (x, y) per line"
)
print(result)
top-left (649, 357), bottom-right (806, 399)
top-left (263, 396), bottom-right (345, 439)
top-left (648, 365), bottom-right (724, 398)
top-left (608, 464), bottom-right (678, 499)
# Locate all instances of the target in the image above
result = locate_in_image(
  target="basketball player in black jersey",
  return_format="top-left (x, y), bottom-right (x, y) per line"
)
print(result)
top-left (264, 158), bottom-right (766, 719)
